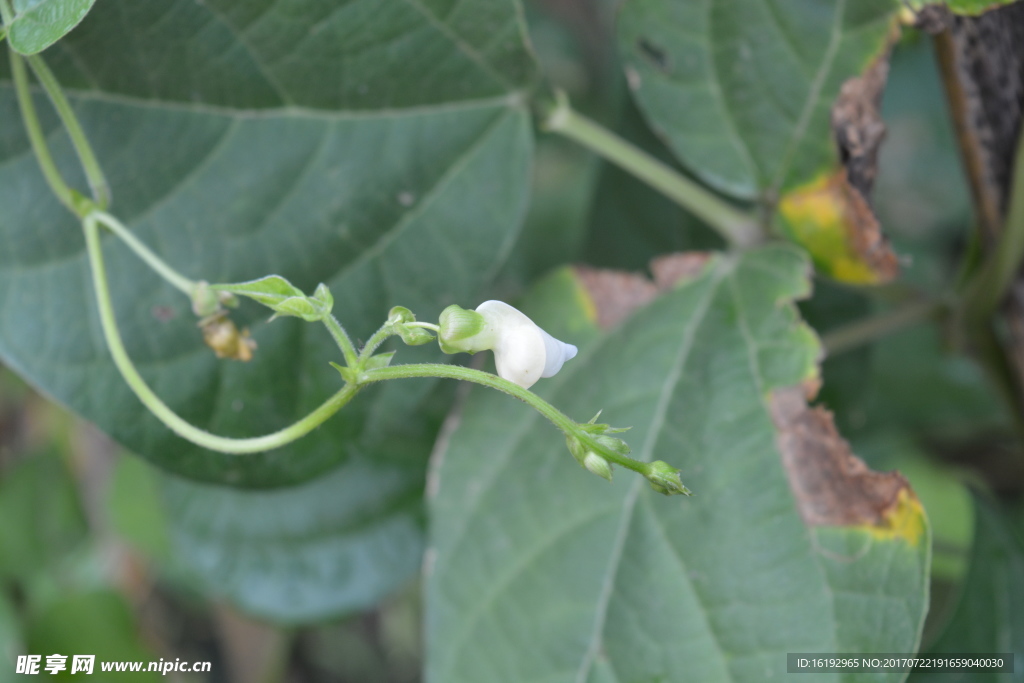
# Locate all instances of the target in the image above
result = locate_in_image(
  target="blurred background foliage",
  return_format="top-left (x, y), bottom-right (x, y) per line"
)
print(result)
top-left (2, 1), bottom-right (1023, 681)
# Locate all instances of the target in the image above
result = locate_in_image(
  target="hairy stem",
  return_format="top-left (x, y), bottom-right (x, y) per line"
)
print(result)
top-left (92, 211), bottom-right (196, 294)
top-left (363, 363), bottom-right (653, 476)
top-left (540, 93), bottom-right (761, 248)
top-left (359, 323), bottom-right (395, 362)
top-left (822, 298), bottom-right (945, 357)
top-left (322, 314), bottom-right (360, 369)
top-left (8, 47), bottom-right (79, 215)
top-left (28, 53), bottom-right (111, 208)
top-left (84, 213), bottom-right (360, 453)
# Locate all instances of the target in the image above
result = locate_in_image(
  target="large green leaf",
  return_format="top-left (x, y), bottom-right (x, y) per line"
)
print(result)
top-left (159, 453), bottom-right (425, 623)
top-left (617, 0), bottom-right (897, 199)
top-left (0, 592), bottom-right (20, 683)
top-left (0, 0), bottom-right (536, 486)
top-left (5, 0), bottom-right (96, 55)
top-left (911, 495), bottom-right (1024, 683)
top-left (427, 246), bottom-right (929, 682)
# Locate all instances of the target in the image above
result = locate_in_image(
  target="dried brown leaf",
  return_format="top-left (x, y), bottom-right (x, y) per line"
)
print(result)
top-left (771, 385), bottom-right (912, 528)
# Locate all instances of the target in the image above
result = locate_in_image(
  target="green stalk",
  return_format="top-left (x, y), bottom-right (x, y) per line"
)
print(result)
top-left (28, 53), bottom-right (111, 208)
top-left (541, 93), bottom-right (761, 248)
top-left (965, 132), bottom-right (1024, 321)
top-left (405, 322), bottom-right (440, 332)
top-left (8, 46), bottom-right (79, 216)
top-left (358, 323), bottom-right (396, 362)
top-left (83, 214), bottom-right (360, 454)
top-left (92, 211), bottom-right (196, 294)
top-left (322, 314), bottom-right (359, 369)
top-left (822, 298), bottom-right (944, 357)
top-left (363, 362), bottom-right (654, 477)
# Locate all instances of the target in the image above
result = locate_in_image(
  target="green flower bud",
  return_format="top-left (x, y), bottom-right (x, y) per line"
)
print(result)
top-left (438, 304), bottom-right (490, 355)
top-left (388, 306), bottom-right (415, 325)
top-left (398, 326), bottom-right (435, 346)
top-left (191, 281), bottom-right (222, 317)
top-left (646, 460), bottom-right (692, 496)
top-left (312, 283), bottom-right (334, 313)
top-left (595, 434), bottom-right (630, 456)
top-left (565, 434), bottom-right (588, 466)
top-left (583, 452), bottom-right (613, 482)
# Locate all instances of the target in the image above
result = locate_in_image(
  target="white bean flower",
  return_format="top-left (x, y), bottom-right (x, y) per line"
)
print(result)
top-left (438, 300), bottom-right (578, 389)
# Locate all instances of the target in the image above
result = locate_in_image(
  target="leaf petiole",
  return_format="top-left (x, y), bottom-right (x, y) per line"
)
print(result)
top-left (8, 46), bottom-right (79, 215)
top-left (321, 314), bottom-right (360, 369)
top-left (91, 211), bottom-right (196, 294)
top-left (540, 91), bottom-right (761, 248)
top-left (27, 53), bottom-right (111, 208)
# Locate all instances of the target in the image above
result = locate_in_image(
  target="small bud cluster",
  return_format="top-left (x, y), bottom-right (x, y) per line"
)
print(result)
top-left (564, 412), bottom-right (631, 483)
top-left (387, 306), bottom-right (436, 346)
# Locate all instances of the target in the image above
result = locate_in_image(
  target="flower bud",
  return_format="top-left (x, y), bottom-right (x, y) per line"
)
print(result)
top-left (583, 452), bottom-right (613, 482)
top-left (388, 306), bottom-right (436, 345)
top-left (646, 460), bottom-right (692, 496)
top-left (437, 305), bottom-right (490, 354)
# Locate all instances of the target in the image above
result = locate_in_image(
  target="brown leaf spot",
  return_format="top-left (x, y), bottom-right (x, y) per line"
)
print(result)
top-left (836, 169), bottom-right (900, 281)
top-left (574, 252), bottom-right (713, 331)
top-left (573, 266), bottom-right (657, 331)
top-left (151, 305), bottom-right (177, 322)
top-left (771, 385), bottom-right (911, 528)
top-left (650, 252), bottom-right (713, 290)
top-left (831, 34), bottom-right (893, 197)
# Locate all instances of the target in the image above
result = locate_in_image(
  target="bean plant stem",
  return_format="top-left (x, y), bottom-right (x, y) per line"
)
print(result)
top-left (541, 93), bottom-right (761, 248)
top-left (822, 298), bottom-right (945, 357)
top-left (322, 314), bottom-right (360, 369)
top-left (92, 211), bottom-right (196, 294)
top-left (8, 47), bottom-right (79, 215)
top-left (83, 213), bottom-right (361, 453)
top-left (358, 324), bottom-right (395, 362)
top-left (966, 132), bottom-right (1024, 320)
top-left (363, 363), bottom-right (653, 476)
top-left (27, 53), bottom-right (111, 208)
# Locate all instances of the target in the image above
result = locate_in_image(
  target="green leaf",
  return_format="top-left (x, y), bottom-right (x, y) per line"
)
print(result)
top-left (0, 450), bottom-right (88, 584)
top-left (618, 0), bottom-right (898, 199)
top-left (37, 0), bottom-right (536, 110)
top-left (5, 0), bottom-right (96, 55)
top-left (0, 592), bottom-right (22, 683)
top-left (25, 590), bottom-right (160, 682)
top-left (213, 276), bottom-right (306, 309)
top-left (0, 0), bottom-right (536, 486)
top-left (105, 455), bottom-right (174, 564)
top-left (910, 494), bottom-right (1024, 682)
top-left (427, 246), bottom-right (929, 682)
top-left (617, 0), bottom-right (903, 285)
top-left (160, 454), bottom-right (425, 623)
